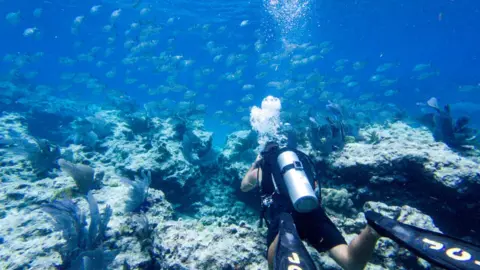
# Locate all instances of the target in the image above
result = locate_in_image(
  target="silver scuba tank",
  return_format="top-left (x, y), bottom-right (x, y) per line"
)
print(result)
top-left (277, 151), bottom-right (318, 213)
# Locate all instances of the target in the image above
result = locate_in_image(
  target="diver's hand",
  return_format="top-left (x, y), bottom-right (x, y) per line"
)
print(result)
top-left (252, 155), bottom-right (262, 168)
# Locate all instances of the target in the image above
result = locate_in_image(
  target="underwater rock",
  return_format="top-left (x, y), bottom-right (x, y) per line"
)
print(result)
top-left (192, 181), bottom-right (258, 224)
top-left (27, 138), bottom-right (61, 176)
top-left (101, 116), bottom-right (201, 189)
top-left (318, 201), bottom-right (440, 269)
top-left (321, 188), bottom-right (354, 217)
top-left (152, 218), bottom-right (267, 270)
top-left (0, 207), bottom-right (64, 269)
top-left (0, 113), bottom-right (61, 180)
top-left (2, 108), bottom-right (476, 270)
top-left (0, 114), bottom-right (38, 182)
top-left (178, 129), bottom-right (259, 224)
top-left (363, 202), bottom-right (440, 269)
top-left (181, 129), bottom-right (218, 166)
top-left (363, 201), bottom-right (441, 233)
top-left (0, 167), bottom-right (173, 270)
top-left (218, 130), bottom-right (258, 183)
top-left (124, 111), bottom-right (152, 135)
top-left (329, 122), bottom-right (480, 192)
top-left (327, 122), bottom-right (480, 242)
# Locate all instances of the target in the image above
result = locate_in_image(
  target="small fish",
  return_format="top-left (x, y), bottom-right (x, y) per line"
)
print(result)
top-left (376, 63), bottom-right (396, 73)
top-left (352, 61), bottom-right (366, 70)
top-left (241, 94), bottom-right (254, 103)
top-left (105, 69), bottom-right (116, 78)
top-left (457, 85), bottom-right (479, 92)
top-left (369, 74), bottom-right (384, 82)
top-left (412, 63), bottom-right (431, 72)
top-left (33, 8), bottom-right (43, 18)
top-left (5, 11), bottom-right (21, 25)
top-left (380, 79), bottom-right (397, 87)
top-left (196, 104), bottom-right (207, 111)
top-left (90, 5), bottom-right (102, 14)
top-left (23, 27), bottom-right (38, 37)
top-left (346, 81), bottom-right (358, 88)
top-left (140, 8), bottom-right (150, 16)
top-left (415, 71), bottom-right (439, 80)
top-left (309, 117), bottom-right (319, 126)
top-left (242, 84), bottom-right (255, 90)
top-left (384, 89), bottom-right (398, 97)
top-left (335, 59), bottom-right (348, 66)
top-left (73, 16), bottom-right (84, 26)
top-left (102, 24), bottom-right (114, 33)
top-left (240, 20), bottom-right (249, 27)
top-left (184, 90), bottom-right (196, 99)
top-left (342, 75), bottom-right (353, 84)
top-left (111, 9), bottom-right (121, 20)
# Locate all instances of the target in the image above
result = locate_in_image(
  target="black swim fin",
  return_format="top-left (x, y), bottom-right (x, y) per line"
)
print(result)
top-left (365, 211), bottom-right (480, 270)
top-left (274, 212), bottom-right (317, 270)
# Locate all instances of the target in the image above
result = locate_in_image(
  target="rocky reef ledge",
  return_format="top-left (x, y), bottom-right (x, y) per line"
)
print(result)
top-left (325, 122), bottom-right (480, 239)
top-left (0, 114), bottom-right (479, 269)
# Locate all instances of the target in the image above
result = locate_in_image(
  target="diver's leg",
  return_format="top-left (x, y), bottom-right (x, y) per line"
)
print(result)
top-left (268, 234), bottom-right (279, 270)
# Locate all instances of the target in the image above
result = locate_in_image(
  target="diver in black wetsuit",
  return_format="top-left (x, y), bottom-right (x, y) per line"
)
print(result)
top-left (241, 142), bottom-right (380, 270)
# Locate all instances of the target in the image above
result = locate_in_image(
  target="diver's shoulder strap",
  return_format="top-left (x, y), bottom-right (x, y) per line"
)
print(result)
top-left (366, 211), bottom-right (480, 270)
top-left (274, 213), bottom-right (317, 270)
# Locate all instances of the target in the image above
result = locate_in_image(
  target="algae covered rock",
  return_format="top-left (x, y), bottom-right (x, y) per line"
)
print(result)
top-left (101, 116), bottom-right (202, 189)
top-left (329, 122), bottom-right (480, 192)
top-left (153, 218), bottom-right (267, 270)
top-left (219, 130), bottom-right (258, 183)
top-left (321, 188), bottom-right (354, 216)
top-left (326, 122), bottom-right (480, 240)
top-left (363, 201), bottom-right (441, 232)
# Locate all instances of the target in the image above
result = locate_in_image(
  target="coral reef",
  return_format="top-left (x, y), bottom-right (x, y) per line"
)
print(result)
top-left (153, 218), bottom-right (267, 269)
top-left (218, 130), bottom-right (258, 183)
top-left (1, 110), bottom-right (479, 270)
top-left (327, 122), bottom-right (480, 237)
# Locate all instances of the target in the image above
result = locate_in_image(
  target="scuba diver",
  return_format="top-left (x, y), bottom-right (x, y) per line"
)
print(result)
top-left (241, 141), bottom-right (480, 270)
top-left (241, 141), bottom-right (380, 270)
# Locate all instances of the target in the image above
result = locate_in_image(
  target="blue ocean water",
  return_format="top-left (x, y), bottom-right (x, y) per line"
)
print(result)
top-left (1, 1), bottom-right (480, 269)
top-left (1, 0), bottom-right (479, 145)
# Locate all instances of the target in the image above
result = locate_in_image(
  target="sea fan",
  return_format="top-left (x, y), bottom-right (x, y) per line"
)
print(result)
top-left (121, 170), bottom-right (152, 212)
top-left (42, 192), bottom-right (115, 269)
top-left (58, 159), bottom-right (95, 194)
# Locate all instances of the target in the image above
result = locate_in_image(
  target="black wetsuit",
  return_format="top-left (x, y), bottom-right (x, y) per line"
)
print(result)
top-left (260, 149), bottom-right (347, 252)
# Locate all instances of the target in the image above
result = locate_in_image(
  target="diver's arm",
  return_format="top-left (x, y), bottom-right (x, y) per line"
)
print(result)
top-left (329, 225), bottom-right (380, 270)
top-left (240, 156), bottom-right (262, 192)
